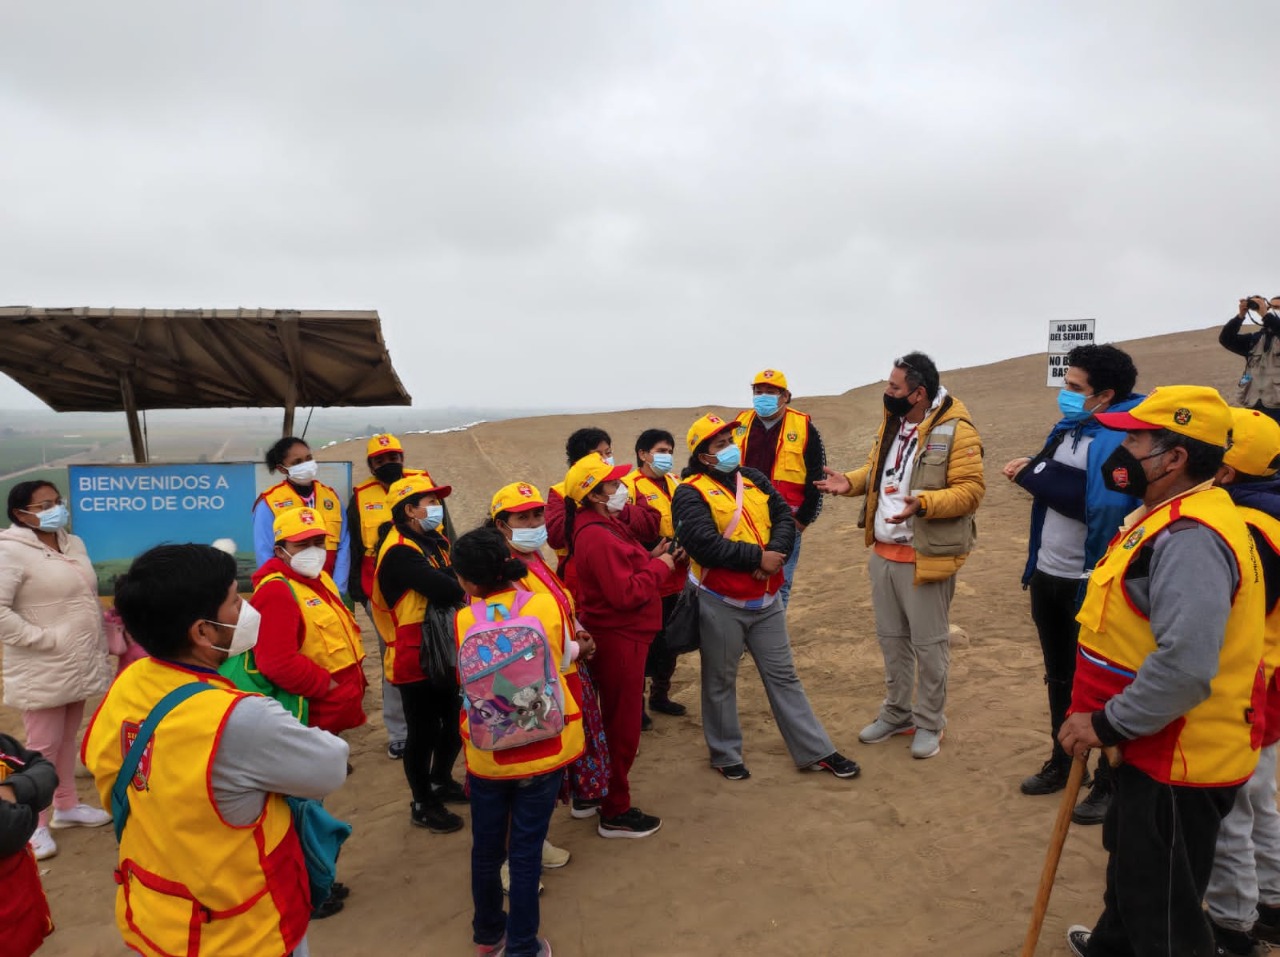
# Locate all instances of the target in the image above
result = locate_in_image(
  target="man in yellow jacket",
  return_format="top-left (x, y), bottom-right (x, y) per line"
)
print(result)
top-left (817, 352), bottom-right (984, 760)
top-left (1058, 386), bottom-right (1265, 957)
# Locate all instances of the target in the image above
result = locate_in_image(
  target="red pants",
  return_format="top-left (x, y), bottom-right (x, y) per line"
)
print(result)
top-left (589, 633), bottom-right (649, 818)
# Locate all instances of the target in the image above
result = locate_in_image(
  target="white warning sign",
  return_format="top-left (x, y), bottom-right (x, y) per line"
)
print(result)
top-left (1047, 319), bottom-right (1096, 387)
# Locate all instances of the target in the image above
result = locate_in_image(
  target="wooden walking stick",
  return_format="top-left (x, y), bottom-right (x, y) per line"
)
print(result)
top-left (1019, 754), bottom-right (1088, 957)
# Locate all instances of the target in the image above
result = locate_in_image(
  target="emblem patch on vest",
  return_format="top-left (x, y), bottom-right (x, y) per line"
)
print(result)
top-left (1122, 526), bottom-right (1145, 550)
top-left (120, 722), bottom-right (153, 791)
top-left (1174, 408), bottom-right (1192, 426)
top-left (323, 499), bottom-right (334, 510)
top-left (786, 432), bottom-right (798, 442)
top-left (364, 502), bottom-right (384, 511)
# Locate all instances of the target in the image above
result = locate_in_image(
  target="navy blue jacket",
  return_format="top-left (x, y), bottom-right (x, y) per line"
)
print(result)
top-left (1018, 393), bottom-right (1145, 588)
top-left (1226, 477), bottom-right (1280, 613)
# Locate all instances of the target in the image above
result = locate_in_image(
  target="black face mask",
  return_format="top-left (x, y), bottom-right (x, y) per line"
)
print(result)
top-left (883, 392), bottom-right (916, 417)
top-left (1100, 445), bottom-right (1168, 497)
top-left (373, 462), bottom-right (404, 486)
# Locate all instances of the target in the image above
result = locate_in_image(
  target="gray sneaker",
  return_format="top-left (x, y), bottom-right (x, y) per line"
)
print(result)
top-left (858, 717), bottom-right (915, 744)
top-left (911, 728), bottom-right (943, 759)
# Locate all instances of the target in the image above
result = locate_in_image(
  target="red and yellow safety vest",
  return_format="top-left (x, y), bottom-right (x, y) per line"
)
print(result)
top-left (1072, 487), bottom-right (1265, 786)
top-left (1240, 505), bottom-right (1280, 746)
top-left (350, 468), bottom-right (429, 596)
top-left (455, 588), bottom-right (584, 780)
top-left (680, 472), bottom-right (784, 602)
top-left (733, 407), bottom-right (811, 510)
top-left (255, 571), bottom-right (365, 675)
top-left (81, 658), bottom-right (309, 957)
top-left (256, 480), bottom-right (344, 572)
top-left (371, 529), bottom-right (449, 685)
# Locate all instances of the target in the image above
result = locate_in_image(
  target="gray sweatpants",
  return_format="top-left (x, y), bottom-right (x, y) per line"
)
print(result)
top-left (868, 552), bottom-right (955, 733)
top-left (698, 596), bottom-right (834, 769)
top-left (363, 601), bottom-right (407, 744)
top-left (1206, 742), bottom-right (1280, 932)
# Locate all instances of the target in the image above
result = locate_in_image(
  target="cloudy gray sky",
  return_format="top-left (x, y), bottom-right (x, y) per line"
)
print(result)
top-left (1, 2), bottom-right (1276, 414)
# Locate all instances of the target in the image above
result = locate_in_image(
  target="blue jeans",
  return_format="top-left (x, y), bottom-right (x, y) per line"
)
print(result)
top-left (779, 531), bottom-right (803, 608)
top-left (469, 769), bottom-right (563, 957)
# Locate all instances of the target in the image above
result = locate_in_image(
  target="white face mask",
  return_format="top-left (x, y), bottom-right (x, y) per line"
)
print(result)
top-left (604, 485), bottom-right (629, 513)
top-left (287, 545), bottom-right (327, 579)
top-left (510, 525), bottom-right (548, 553)
top-left (205, 601), bottom-right (262, 657)
top-left (286, 461), bottom-right (318, 484)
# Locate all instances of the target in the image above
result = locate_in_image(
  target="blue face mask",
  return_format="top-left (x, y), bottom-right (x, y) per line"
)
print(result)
top-left (24, 502), bottom-right (69, 532)
top-left (650, 453), bottom-right (673, 476)
top-left (420, 505), bottom-right (444, 532)
top-left (1057, 389), bottom-right (1096, 422)
top-left (752, 394), bottom-right (781, 418)
top-left (509, 525), bottom-right (548, 553)
top-left (711, 444), bottom-right (741, 473)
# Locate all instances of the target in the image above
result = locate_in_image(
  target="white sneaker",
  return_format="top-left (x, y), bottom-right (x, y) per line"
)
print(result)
top-left (29, 825), bottom-right (57, 860)
top-left (541, 839), bottom-right (571, 869)
top-left (50, 803), bottom-right (111, 829)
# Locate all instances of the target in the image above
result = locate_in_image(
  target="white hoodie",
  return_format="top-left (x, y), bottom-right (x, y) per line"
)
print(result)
top-left (0, 524), bottom-right (112, 710)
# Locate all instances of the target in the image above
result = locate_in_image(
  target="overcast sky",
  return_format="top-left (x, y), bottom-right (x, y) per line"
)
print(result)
top-left (1, 2), bottom-right (1276, 414)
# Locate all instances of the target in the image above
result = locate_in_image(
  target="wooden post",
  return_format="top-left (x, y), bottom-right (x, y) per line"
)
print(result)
top-left (119, 372), bottom-right (148, 464)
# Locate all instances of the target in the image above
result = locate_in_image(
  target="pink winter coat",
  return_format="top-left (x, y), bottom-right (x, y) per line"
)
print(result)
top-left (0, 525), bottom-right (112, 711)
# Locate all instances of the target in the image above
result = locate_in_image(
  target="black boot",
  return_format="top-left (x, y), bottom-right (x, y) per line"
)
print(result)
top-left (1020, 756), bottom-right (1074, 796)
top-left (1072, 754), bottom-right (1114, 825)
top-left (1255, 902), bottom-right (1280, 943)
top-left (1209, 917), bottom-right (1260, 956)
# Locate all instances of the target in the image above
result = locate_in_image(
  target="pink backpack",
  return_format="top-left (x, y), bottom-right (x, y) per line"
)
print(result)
top-left (457, 591), bottom-right (565, 751)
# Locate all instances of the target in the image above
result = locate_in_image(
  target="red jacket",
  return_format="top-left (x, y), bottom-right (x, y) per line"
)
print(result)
top-left (249, 559), bottom-right (368, 735)
top-left (565, 510), bottom-right (667, 644)
top-left (546, 486), bottom-right (661, 554)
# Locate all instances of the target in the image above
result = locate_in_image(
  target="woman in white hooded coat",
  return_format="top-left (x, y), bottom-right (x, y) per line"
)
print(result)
top-left (0, 480), bottom-right (112, 860)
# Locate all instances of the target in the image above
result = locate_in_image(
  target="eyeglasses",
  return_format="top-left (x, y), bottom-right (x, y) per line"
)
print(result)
top-left (24, 498), bottom-right (64, 513)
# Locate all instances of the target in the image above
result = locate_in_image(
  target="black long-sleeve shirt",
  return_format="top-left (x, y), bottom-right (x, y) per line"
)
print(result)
top-left (0, 733), bottom-right (57, 857)
top-left (375, 524), bottom-right (465, 611)
top-left (1220, 312), bottom-right (1280, 357)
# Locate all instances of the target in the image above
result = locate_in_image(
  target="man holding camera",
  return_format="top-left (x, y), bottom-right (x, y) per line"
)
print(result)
top-left (1220, 295), bottom-right (1280, 425)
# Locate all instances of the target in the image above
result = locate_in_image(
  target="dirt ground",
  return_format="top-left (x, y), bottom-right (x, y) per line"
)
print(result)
top-left (2, 326), bottom-right (1255, 956)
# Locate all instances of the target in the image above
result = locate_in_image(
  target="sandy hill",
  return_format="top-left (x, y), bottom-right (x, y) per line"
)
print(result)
top-left (21, 326), bottom-right (1249, 956)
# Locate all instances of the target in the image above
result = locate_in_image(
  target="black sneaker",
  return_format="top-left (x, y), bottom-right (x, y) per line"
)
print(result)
top-left (715, 763), bottom-right (751, 781)
top-left (432, 779), bottom-right (468, 805)
top-left (641, 711), bottom-right (654, 732)
top-left (387, 741), bottom-right (406, 760)
top-left (1072, 780), bottom-right (1112, 825)
top-left (650, 696), bottom-right (687, 717)
top-left (1020, 758), bottom-right (1079, 796)
top-left (1255, 903), bottom-right (1280, 943)
top-left (312, 895), bottom-right (344, 919)
top-left (1066, 925), bottom-right (1090, 957)
top-left (1210, 918), bottom-right (1261, 956)
top-left (570, 797), bottom-right (602, 820)
top-left (598, 807), bottom-right (662, 839)
top-left (808, 751), bottom-right (861, 779)
top-left (410, 800), bottom-right (464, 834)
top-left (328, 881), bottom-right (350, 902)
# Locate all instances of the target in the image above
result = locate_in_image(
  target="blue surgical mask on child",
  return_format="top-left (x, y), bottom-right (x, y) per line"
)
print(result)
top-left (510, 525), bottom-right (548, 553)
top-left (1057, 389), bottom-right (1097, 422)
top-left (420, 505), bottom-right (444, 531)
top-left (752, 394), bottom-right (781, 418)
top-left (650, 453), bottom-right (674, 476)
top-left (711, 444), bottom-right (741, 473)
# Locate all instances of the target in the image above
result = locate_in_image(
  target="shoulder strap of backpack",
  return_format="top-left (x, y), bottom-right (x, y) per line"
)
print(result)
top-left (112, 682), bottom-right (218, 842)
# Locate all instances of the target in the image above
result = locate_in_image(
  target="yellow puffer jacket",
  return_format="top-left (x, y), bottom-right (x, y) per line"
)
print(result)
top-left (842, 391), bottom-right (985, 584)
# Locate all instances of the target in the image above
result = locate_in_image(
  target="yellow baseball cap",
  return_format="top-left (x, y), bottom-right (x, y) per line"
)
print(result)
top-left (1094, 385), bottom-right (1232, 448)
top-left (564, 453), bottom-right (631, 504)
top-left (366, 433), bottom-right (403, 458)
top-left (752, 368), bottom-right (789, 391)
top-left (1225, 407), bottom-right (1280, 477)
top-left (686, 413), bottom-right (737, 453)
top-left (387, 474), bottom-right (452, 509)
top-left (490, 482), bottom-right (546, 519)
top-left (273, 506), bottom-right (328, 544)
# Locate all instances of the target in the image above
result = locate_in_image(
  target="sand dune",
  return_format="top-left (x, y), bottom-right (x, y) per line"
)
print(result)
top-left (10, 326), bottom-right (1251, 956)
